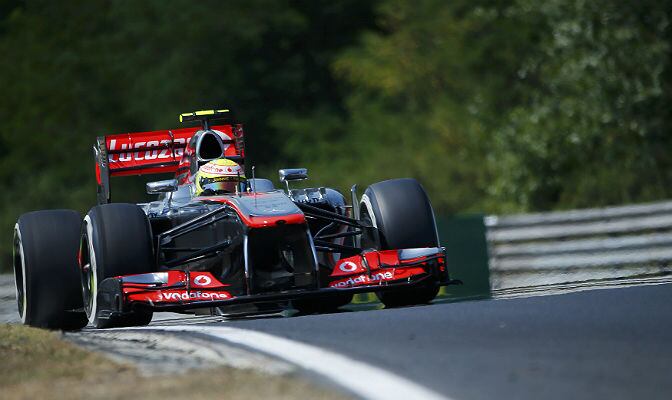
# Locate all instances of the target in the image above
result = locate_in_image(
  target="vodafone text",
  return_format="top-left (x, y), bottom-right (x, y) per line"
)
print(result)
top-left (160, 291), bottom-right (230, 301)
top-left (331, 271), bottom-right (394, 288)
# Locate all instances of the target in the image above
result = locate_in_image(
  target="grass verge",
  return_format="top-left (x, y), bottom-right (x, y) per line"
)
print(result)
top-left (0, 324), bottom-right (349, 400)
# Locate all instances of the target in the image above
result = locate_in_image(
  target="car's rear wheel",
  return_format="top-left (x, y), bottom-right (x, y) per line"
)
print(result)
top-left (360, 178), bottom-right (440, 307)
top-left (13, 210), bottom-right (88, 330)
top-left (81, 203), bottom-right (155, 328)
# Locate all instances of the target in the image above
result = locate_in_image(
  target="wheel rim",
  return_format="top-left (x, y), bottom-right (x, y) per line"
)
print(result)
top-left (13, 225), bottom-right (27, 323)
top-left (79, 234), bottom-right (93, 316)
top-left (359, 206), bottom-right (380, 250)
top-left (81, 216), bottom-right (98, 324)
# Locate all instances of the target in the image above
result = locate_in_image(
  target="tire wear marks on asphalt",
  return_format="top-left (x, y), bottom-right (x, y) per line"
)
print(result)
top-left (66, 329), bottom-right (294, 376)
top-left (110, 325), bottom-right (451, 400)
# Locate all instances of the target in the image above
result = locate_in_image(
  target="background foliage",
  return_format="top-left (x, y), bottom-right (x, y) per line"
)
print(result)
top-left (0, 0), bottom-right (670, 269)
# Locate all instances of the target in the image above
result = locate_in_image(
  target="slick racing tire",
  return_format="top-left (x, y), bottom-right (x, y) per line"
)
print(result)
top-left (13, 210), bottom-right (88, 330)
top-left (360, 178), bottom-right (440, 308)
top-left (81, 203), bottom-right (154, 328)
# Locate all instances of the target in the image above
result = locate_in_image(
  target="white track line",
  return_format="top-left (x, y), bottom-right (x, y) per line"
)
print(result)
top-left (132, 325), bottom-right (450, 400)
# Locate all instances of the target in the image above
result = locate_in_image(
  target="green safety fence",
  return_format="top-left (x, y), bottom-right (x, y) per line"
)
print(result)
top-left (352, 213), bottom-right (491, 304)
top-left (436, 214), bottom-right (491, 299)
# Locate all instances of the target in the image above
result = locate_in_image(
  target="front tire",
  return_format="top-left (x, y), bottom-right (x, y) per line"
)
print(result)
top-left (81, 203), bottom-right (155, 328)
top-left (13, 210), bottom-right (88, 330)
top-left (360, 178), bottom-right (440, 307)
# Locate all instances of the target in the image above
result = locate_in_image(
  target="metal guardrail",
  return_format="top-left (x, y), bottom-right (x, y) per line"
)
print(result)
top-left (486, 200), bottom-right (672, 290)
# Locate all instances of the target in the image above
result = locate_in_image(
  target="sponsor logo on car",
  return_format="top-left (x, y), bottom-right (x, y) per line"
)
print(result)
top-left (331, 271), bottom-right (394, 288)
top-left (193, 275), bottom-right (212, 286)
top-left (160, 291), bottom-right (230, 301)
top-left (338, 260), bottom-right (359, 273)
top-left (108, 130), bottom-right (231, 163)
top-left (108, 138), bottom-right (187, 162)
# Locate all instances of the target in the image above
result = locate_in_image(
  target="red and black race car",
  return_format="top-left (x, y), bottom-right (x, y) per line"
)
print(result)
top-left (13, 109), bottom-right (459, 329)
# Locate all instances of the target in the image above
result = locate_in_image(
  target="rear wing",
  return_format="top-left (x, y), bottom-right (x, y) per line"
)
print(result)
top-left (94, 110), bottom-right (244, 204)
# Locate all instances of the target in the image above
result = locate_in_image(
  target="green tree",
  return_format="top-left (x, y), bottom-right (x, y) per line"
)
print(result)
top-left (277, 0), bottom-right (540, 214)
top-left (492, 0), bottom-right (672, 210)
top-left (281, 0), bottom-right (672, 214)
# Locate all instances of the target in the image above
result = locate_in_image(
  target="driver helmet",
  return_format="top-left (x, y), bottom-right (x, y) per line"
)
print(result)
top-left (194, 158), bottom-right (245, 196)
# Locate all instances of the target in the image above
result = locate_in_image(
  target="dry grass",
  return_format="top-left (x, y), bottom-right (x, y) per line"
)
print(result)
top-left (0, 324), bottom-right (349, 400)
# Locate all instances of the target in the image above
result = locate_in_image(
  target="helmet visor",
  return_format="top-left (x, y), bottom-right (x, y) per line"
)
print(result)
top-left (198, 176), bottom-right (239, 195)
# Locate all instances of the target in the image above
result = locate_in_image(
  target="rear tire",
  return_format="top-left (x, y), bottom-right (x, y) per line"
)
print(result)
top-left (13, 210), bottom-right (88, 330)
top-left (360, 178), bottom-right (440, 308)
top-left (81, 203), bottom-right (155, 328)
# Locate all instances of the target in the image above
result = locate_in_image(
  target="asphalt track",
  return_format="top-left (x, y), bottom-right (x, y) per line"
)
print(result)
top-left (203, 283), bottom-right (672, 400)
top-left (3, 275), bottom-right (672, 399)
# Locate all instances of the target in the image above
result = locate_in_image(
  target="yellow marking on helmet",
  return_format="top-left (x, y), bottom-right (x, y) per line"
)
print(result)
top-left (210, 176), bottom-right (242, 182)
top-left (211, 158), bottom-right (238, 166)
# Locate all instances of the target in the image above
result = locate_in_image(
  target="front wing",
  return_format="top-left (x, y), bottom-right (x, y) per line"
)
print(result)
top-left (95, 247), bottom-right (456, 318)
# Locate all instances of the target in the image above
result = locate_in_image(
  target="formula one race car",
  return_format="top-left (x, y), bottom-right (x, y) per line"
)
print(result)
top-left (13, 109), bottom-right (458, 329)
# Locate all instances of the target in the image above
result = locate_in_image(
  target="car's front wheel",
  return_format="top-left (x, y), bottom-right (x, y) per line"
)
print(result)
top-left (360, 178), bottom-right (440, 307)
top-left (81, 203), bottom-right (155, 328)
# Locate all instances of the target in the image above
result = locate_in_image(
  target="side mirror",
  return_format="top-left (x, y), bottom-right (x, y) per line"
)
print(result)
top-left (279, 168), bottom-right (308, 193)
top-left (279, 168), bottom-right (308, 183)
top-left (146, 179), bottom-right (178, 194)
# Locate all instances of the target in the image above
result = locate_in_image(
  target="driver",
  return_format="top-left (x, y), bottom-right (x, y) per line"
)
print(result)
top-left (194, 158), bottom-right (245, 196)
